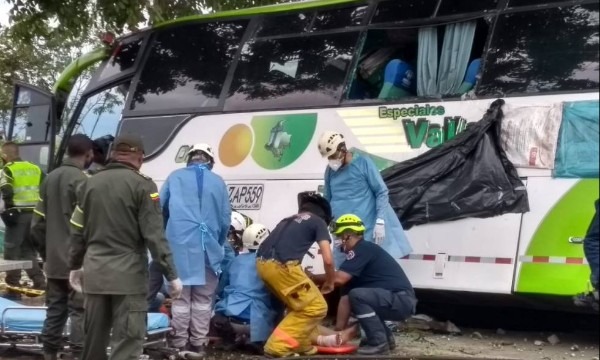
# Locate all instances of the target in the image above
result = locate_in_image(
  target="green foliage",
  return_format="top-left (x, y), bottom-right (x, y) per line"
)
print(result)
top-left (1, 0), bottom-right (289, 138)
top-left (0, 26), bottom-right (93, 137)
top-left (7, 0), bottom-right (294, 42)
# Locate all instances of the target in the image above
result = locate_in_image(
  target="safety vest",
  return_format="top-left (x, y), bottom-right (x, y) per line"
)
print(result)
top-left (5, 161), bottom-right (42, 208)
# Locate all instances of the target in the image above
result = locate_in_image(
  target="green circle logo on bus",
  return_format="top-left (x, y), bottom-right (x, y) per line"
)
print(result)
top-left (218, 113), bottom-right (318, 170)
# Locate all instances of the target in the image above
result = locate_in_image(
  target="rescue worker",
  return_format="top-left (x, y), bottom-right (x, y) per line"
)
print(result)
top-left (160, 143), bottom-right (231, 355)
top-left (229, 211), bottom-right (248, 254)
top-left (216, 211), bottom-right (249, 301)
top-left (317, 131), bottom-right (413, 267)
top-left (0, 141), bottom-right (46, 295)
top-left (30, 134), bottom-right (94, 360)
top-left (213, 223), bottom-right (275, 353)
top-left (256, 191), bottom-right (336, 358)
top-left (307, 214), bottom-right (417, 355)
top-left (68, 134), bottom-right (182, 360)
top-left (574, 199), bottom-right (599, 311)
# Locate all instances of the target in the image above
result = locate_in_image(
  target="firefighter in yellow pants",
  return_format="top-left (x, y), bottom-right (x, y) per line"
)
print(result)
top-left (256, 192), bottom-right (336, 357)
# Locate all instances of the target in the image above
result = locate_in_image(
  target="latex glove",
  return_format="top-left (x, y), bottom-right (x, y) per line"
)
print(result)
top-left (168, 278), bottom-right (183, 299)
top-left (373, 218), bottom-right (385, 245)
top-left (69, 268), bottom-right (83, 293)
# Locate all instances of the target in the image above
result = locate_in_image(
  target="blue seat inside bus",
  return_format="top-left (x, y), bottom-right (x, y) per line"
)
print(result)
top-left (378, 59), bottom-right (416, 100)
top-left (456, 58), bottom-right (482, 95)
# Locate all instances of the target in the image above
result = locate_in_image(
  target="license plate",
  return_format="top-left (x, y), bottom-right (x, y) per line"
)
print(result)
top-left (228, 184), bottom-right (264, 210)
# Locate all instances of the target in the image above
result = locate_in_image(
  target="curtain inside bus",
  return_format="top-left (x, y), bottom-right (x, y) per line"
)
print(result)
top-left (417, 21), bottom-right (477, 97)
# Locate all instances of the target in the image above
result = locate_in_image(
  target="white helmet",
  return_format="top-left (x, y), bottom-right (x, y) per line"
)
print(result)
top-left (187, 143), bottom-right (215, 161)
top-left (243, 223), bottom-right (270, 250)
top-left (318, 131), bottom-right (345, 158)
top-left (231, 211), bottom-right (247, 233)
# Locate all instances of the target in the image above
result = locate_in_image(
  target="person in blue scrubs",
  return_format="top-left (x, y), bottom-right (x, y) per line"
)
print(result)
top-left (212, 223), bottom-right (277, 354)
top-left (317, 131), bottom-right (413, 331)
top-left (216, 211), bottom-right (250, 301)
top-left (318, 131), bottom-right (413, 267)
top-left (161, 143), bottom-right (231, 355)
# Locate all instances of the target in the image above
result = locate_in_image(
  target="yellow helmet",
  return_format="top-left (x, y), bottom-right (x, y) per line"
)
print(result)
top-left (332, 214), bottom-right (366, 235)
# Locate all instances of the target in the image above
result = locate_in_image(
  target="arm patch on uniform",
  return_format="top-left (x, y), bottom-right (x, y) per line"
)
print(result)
top-left (70, 205), bottom-right (84, 228)
top-left (150, 192), bottom-right (160, 202)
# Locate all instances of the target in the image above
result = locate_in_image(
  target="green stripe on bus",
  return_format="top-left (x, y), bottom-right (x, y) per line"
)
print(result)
top-left (156, 0), bottom-right (364, 29)
top-left (516, 179), bottom-right (599, 295)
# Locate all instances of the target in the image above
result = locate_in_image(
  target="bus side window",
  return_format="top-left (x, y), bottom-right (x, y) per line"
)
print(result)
top-left (129, 20), bottom-right (248, 114)
top-left (347, 17), bottom-right (490, 101)
top-left (225, 32), bottom-right (359, 111)
top-left (478, 3), bottom-right (599, 96)
top-left (72, 82), bottom-right (129, 141)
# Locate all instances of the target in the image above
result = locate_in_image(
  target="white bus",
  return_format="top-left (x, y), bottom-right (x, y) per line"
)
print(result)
top-left (7, 0), bottom-right (599, 307)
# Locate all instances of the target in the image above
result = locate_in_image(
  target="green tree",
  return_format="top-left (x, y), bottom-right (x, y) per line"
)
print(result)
top-left (0, 26), bottom-right (94, 139)
top-left (7, 0), bottom-right (295, 42)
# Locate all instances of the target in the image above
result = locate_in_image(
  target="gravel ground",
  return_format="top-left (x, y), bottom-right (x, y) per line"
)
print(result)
top-left (0, 312), bottom-right (597, 360)
top-left (0, 273), bottom-right (598, 360)
top-left (0, 329), bottom-right (598, 359)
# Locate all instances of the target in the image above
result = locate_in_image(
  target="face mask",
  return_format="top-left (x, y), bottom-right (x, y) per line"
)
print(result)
top-left (329, 159), bottom-right (343, 172)
top-left (190, 161), bottom-right (213, 171)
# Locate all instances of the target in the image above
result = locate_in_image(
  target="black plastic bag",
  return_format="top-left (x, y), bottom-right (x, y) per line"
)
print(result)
top-left (381, 99), bottom-right (529, 230)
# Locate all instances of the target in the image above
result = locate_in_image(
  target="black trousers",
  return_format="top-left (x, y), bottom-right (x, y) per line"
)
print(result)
top-left (348, 288), bottom-right (417, 347)
top-left (3, 211), bottom-right (45, 287)
top-left (41, 278), bottom-right (84, 353)
top-left (147, 260), bottom-right (165, 310)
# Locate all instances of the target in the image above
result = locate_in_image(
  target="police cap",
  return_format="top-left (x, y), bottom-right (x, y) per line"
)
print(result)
top-left (113, 134), bottom-right (145, 154)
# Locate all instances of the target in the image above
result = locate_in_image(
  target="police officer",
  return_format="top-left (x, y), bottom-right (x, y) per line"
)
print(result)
top-left (68, 134), bottom-right (182, 360)
top-left (30, 134), bottom-right (94, 360)
top-left (0, 141), bottom-right (46, 295)
top-left (256, 192), bottom-right (335, 358)
top-left (86, 135), bottom-right (114, 176)
top-left (307, 214), bottom-right (417, 355)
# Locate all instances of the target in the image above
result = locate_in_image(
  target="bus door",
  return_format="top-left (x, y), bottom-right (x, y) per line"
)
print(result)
top-left (5, 82), bottom-right (57, 172)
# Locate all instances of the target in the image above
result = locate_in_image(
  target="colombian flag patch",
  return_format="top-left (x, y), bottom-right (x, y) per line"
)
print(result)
top-left (150, 192), bottom-right (160, 202)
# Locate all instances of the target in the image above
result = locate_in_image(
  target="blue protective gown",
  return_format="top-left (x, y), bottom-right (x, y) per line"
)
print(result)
top-left (214, 252), bottom-right (276, 343)
top-left (216, 241), bottom-right (237, 301)
top-left (324, 152), bottom-right (413, 267)
top-left (160, 164), bottom-right (231, 286)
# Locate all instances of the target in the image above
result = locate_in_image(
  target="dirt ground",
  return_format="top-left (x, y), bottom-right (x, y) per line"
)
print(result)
top-left (0, 274), bottom-right (598, 360)
top-left (390, 328), bottom-right (599, 360)
top-left (0, 323), bottom-right (598, 359)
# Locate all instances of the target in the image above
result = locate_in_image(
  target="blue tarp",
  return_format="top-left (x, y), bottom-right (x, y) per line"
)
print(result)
top-left (554, 101), bottom-right (600, 178)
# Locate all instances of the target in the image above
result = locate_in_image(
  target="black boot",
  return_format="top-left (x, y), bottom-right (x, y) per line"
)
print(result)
top-left (357, 343), bottom-right (390, 355)
top-left (187, 344), bottom-right (207, 357)
top-left (385, 326), bottom-right (396, 350)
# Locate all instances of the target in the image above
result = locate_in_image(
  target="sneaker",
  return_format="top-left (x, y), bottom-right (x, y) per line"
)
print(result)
top-left (187, 344), bottom-right (206, 356)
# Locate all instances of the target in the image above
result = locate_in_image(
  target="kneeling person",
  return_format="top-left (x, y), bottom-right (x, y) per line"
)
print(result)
top-left (256, 192), bottom-right (336, 358)
top-left (308, 214), bottom-right (417, 355)
top-left (213, 223), bottom-right (276, 352)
